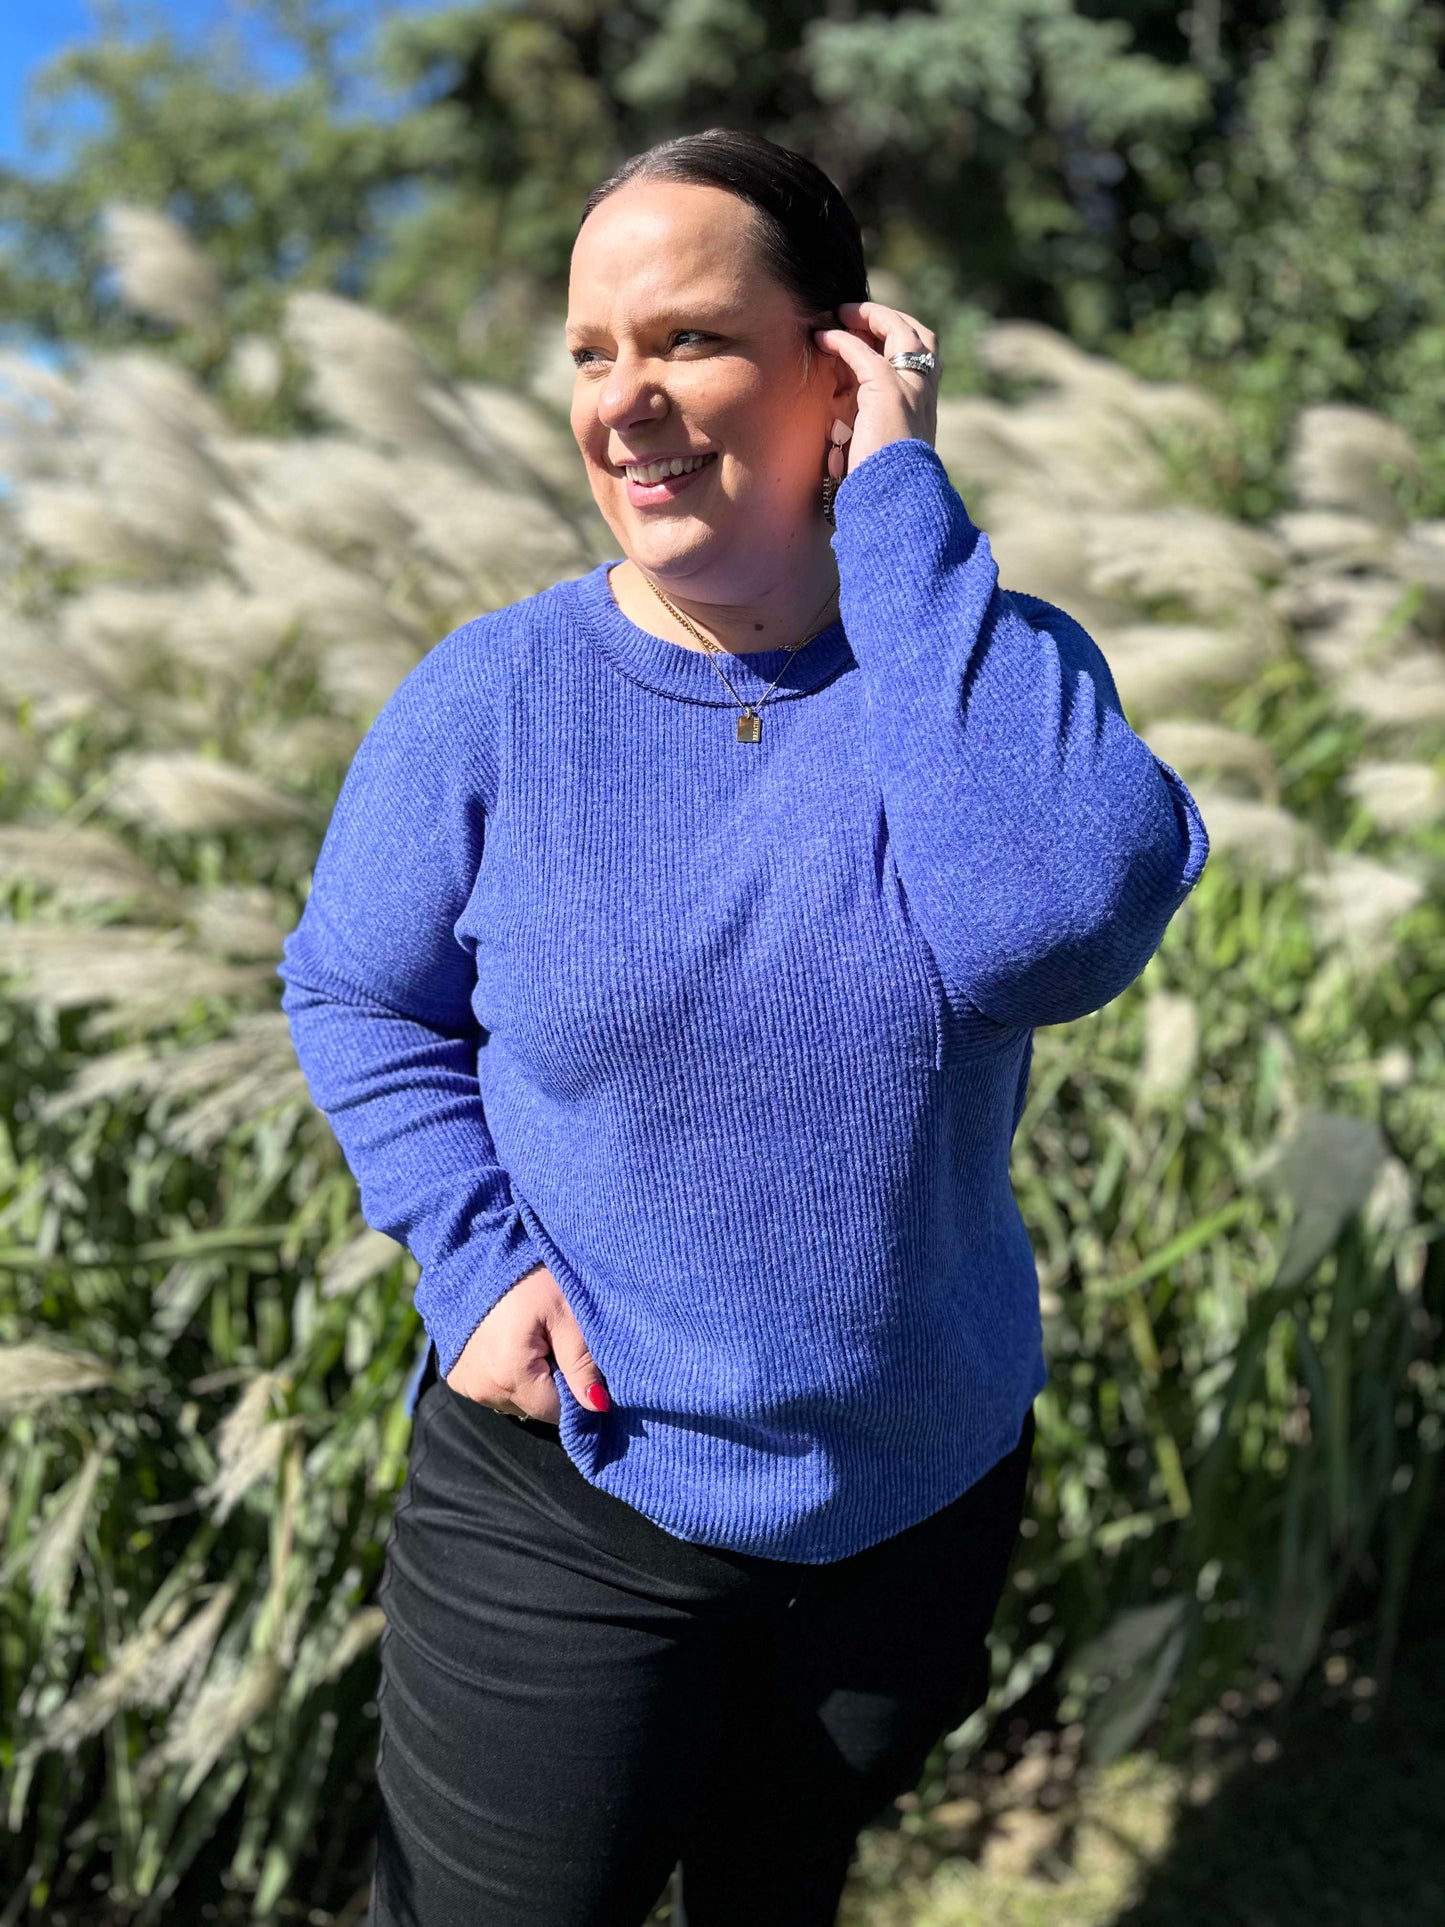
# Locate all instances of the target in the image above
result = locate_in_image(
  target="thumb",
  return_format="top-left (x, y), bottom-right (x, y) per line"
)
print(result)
top-left (547, 1304), bottom-right (612, 1413)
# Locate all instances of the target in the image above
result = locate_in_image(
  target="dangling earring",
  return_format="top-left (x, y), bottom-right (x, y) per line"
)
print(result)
top-left (821, 417), bottom-right (852, 526)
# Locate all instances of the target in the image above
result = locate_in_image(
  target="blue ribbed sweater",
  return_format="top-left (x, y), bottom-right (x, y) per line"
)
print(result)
top-left (277, 437), bottom-right (1210, 1562)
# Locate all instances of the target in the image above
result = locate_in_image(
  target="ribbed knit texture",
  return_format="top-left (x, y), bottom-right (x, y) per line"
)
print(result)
top-left (277, 437), bottom-right (1211, 1562)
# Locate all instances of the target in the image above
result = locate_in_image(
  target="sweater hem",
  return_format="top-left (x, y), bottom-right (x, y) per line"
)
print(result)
top-left (549, 1359), bottom-right (1048, 1565)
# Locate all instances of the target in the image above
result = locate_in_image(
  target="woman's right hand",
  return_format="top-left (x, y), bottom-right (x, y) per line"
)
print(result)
top-left (444, 1263), bottom-right (612, 1422)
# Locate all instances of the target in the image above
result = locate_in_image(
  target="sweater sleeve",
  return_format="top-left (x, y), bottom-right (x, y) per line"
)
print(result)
top-left (275, 625), bottom-right (550, 1379)
top-left (830, 437), bottom-right (1210, 1031)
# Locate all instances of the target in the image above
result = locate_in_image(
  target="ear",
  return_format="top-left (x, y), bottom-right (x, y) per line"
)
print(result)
top-left (824, 335), bottom-right (857, 412)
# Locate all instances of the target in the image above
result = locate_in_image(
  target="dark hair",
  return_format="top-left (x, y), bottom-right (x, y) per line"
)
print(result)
top-left (575, 128), bottom-right (869, 336)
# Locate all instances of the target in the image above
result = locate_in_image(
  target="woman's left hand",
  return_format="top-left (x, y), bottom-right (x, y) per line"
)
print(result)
top-left (813, 300), bottom-right (940, 480)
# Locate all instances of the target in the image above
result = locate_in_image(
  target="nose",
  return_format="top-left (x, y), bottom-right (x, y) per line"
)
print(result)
top-left (593, 351), bottom-right (671, 439)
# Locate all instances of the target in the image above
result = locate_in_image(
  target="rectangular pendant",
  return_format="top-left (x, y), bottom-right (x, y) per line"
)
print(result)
top-left (737, 713), bottom-right (762, 743)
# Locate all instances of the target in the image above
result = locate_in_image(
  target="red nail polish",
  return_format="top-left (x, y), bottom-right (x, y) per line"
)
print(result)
top-left (584, 1383), bottom-right (611, 1412)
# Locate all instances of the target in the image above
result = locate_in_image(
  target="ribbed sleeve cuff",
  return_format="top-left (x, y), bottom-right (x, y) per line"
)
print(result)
top-left (1152, 754), bottom-right (1213, 898)
top-left (413, 1212), bottom-right (552, 1379)
top-left (830, 436), bottom-right (962, 600)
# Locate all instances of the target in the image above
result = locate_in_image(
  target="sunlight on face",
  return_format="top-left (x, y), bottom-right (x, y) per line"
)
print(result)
top-left (567, 180), bottom-right (843, 595)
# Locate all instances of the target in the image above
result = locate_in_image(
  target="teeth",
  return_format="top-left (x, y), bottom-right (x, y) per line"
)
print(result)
top-left (625, 453), bottom-right (713, 484)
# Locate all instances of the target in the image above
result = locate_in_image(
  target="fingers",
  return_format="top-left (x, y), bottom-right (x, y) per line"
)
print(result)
top-left (440, 1269), bottom-right (612, 1424)
top-left (834, 300), bottom-right (941, 398)
top-left (814, 302), bottom-right (941, 393)
top-left (547, 1301), bottom-right (613, 1413)
top-left (838, 298), bottom-right (938, 358)
top-left (511, 1346), bottom-right (563, 1423)
top-left (892, 310), bottom-right (938, 355)
top-left (445, 1344), bottom-right (561, 1424)
top-left (445, 1370), bottom-right (539, 1422)
top-left (497, 1379), bottom-right (564, 1424)
top-left (812, 323), bottom-right (888, 380)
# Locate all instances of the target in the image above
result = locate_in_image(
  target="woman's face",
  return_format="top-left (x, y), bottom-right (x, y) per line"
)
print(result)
top-left (567, 180), bottom-right (850, 597)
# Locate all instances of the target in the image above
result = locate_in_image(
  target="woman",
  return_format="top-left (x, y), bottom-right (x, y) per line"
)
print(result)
top-left (279, 129), bottom-right (1209, 1926)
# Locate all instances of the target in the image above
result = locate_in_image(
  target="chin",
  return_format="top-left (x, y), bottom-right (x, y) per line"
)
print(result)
top-left (615, 507), bottom-right (726, 551)
top-left (631, 535), bottom-right (726, 581)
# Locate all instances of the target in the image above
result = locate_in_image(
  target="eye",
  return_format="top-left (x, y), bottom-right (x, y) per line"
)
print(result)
top-left (570, 331), bottom-right (716, 368)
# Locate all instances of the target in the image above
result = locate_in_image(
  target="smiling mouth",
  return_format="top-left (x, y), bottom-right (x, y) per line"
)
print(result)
top-left (619, 452), bottom-right (718, 486)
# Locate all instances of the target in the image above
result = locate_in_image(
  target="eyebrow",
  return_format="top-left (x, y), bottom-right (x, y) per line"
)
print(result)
top-left (564, 303), bottom-right (740, 344)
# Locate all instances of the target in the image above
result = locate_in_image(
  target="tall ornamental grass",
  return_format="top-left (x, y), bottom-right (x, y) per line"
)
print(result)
top-left (1, 209), bottom-right (1441, 1921)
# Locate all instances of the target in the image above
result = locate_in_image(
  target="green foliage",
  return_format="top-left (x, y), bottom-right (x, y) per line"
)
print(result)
top-left (2, 0), bottom-right (1440, 490)
top-left (975, 867), bottom-right (1444, 1769)
top-left (2, 376), bottom-right (1442, 1911)
top-left (0, 0), bottom-right (1229, 379)
top-left (0, 6), bottom-right (430, 353)
top-left (1120, 0), bottom-right (1445, 516)
top-left (0, 982), bottom-right (416, 1920)
top-left (800, 0), bottom-right (1206, 331)
top-left (0, 2), bottom-right (1443, 1917)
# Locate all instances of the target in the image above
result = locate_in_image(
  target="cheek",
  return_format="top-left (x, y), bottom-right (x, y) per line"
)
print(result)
top-left (708, 369), bottom-right (820, 469)
top-left (570, 388), bottom-right (608, 458)
top-left (572, 414), bottom-right (613, 490)
top-left (708, 368), bottom-right (773, 443)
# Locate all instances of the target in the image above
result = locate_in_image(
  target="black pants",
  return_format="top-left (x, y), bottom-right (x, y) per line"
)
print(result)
top-left (368, 1341), bottom-right (1036, 1927)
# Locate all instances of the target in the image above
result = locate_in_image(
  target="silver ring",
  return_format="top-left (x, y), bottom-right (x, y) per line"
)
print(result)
top-left (889, 350), bottom-right (937, 375)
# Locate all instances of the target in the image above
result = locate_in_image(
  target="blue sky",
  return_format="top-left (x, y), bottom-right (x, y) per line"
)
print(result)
top-left (0, 0), bottom-right (440, 372)
top-left (1, 1), bottom-right (104, 169)
top-left (0, 0), bottom-right (435, 171)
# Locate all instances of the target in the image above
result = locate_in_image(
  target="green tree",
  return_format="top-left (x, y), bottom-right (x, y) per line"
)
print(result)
top-left (1121, 0), bottom-right (1445, 500)
top-left (1, 0), bottom-right (1440, 495)
top-left (0, 0), bottom-right (1211, 376)
top-left (0, 0), bottom-right (437, 356)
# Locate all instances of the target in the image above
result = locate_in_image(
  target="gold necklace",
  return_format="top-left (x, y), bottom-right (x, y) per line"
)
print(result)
top-left (640, 573), bottom-right (841, 743)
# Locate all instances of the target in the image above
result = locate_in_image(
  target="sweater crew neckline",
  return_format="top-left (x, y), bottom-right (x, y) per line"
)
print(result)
top-left (571, 558), bottom-right (854, 705)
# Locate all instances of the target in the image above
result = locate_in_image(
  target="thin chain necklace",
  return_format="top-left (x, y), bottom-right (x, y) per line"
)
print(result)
top-left (639, 572), bottom-right (842, 743)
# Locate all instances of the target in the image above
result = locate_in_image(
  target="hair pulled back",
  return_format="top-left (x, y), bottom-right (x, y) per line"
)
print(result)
top-left (576, 129), bottom-right (869, 330)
